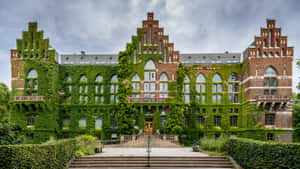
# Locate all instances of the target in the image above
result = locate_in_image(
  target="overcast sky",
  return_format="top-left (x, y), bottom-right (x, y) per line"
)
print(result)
top-left (0, 0), bottom-right (299, 92)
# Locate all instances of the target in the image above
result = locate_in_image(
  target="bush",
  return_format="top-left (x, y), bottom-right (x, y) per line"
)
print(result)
top-left (199, 136), bottom-right (229, 153)
top-left (0, 135), bottom-right (100, 169)
top-left (227, 138), bottom-right (300, 169)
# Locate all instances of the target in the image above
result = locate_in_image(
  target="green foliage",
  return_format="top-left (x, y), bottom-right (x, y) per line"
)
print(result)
top-left (0, 120), bottom-right (24, 145)
top-left (75, 135), bottom-right (99, 157)
top-left (166, 102), bottom-right (184, 134)
top-left (0, 83), bottom-right (9, 120)
top-left (0, 135), bottom-right (99, 169)
top-left (227, 138), bottom-right (300, 169)
top-left (293, 97), bottom-right (300, 142)
top-left (199, 136), bottom-right (229, 153)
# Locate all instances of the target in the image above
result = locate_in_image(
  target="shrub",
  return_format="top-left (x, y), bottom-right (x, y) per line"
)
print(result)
top-left (0, 135), bottom-right (100, 169)
top-left (199, 136), bottom-right (229, 153)
top-left (227, 138), bottom-right (300, 169)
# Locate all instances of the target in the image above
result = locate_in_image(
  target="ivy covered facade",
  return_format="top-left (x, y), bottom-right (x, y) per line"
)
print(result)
top-left (9, 13), bottom-right (294, 143)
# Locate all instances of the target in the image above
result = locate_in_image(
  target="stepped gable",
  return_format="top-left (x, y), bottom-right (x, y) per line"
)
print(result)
top-left (243, 19), bottom-right (294, 60)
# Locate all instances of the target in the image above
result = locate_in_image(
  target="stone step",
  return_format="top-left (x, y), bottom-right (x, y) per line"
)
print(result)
top-left (69, 156), bottom-right (233, 168)
top-left (69, 163), bottom-right (233, 168)
top-left (72, 161), bottom-right (232, 164)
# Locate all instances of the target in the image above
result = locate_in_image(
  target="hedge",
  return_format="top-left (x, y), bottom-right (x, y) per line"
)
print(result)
top-left (227, 138), bottom-right (300, 169)
top-left (0, 135), bottom-right (100, 169)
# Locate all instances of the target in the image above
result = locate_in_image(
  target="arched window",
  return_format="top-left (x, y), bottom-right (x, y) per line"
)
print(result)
top-left (183, 75), bottom-right (190, 103)
top-left (80, 75), bottom-right (87, 81)
top-left (144, 60), bottom-right (156, 99)
top-left (95, 75), bottom-right (104, 104)
top-left (79, 75), bottom-right (88, 104)
top-left (159, 73), bottom-right (168, 98)
top-left (212, 73), bottom-right (222, 104)
top-left (28, 69), bottom-right (38, 78)
top-left (195, 74), bottom-right (206, 103)
top-left (228, 73), bottom-right (239, 103)
top-left (110, 75), bottom-right (119, 103)
top-left (79, 118), bottom-right (87, 128)
top-left (264, 67), bottom-right (277, 95)
top-left (26, 69), bottom-right (38, 96)
top-left (132, 73), bottom-right (141, 99)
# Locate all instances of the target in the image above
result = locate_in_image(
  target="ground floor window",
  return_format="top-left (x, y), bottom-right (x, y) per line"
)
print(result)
top-left (267, 133), bottom-right (275, 141)
top-left (265, 114), bottom-right (275, 125)
top-left (230, 116), bottom-right (238, 127)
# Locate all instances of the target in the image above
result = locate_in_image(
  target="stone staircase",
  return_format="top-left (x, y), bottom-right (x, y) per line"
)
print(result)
top-left (105, 135), bottom-right (181, 148)
top-left (69, 156), bottom-right (234, 168)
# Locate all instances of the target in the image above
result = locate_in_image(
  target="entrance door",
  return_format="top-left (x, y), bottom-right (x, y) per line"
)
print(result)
top-left (145, 121), bottom-right (153, 135)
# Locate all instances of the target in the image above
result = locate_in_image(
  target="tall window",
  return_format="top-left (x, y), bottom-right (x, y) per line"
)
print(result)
top-left (230, 116), bottom-right (238, 127)
top-left (149, 25), bottom-right (152, 44)
top-left (133, 49), bottom-right (136, 64)
top-left (159, 73), bottom-right (168, 98)
top-left (95, 117), bottom-right (103, 129)
top-left (144, 32), bottom-right (147, 44)
top-left (183, 75), bottom-right (190, 103)
top-left (26, 69), bottom-right (38, 96)
top-left (110, 75), bottom-right (119, 103)
top-left (196, 74), bottom-right (206, 103)
top-left (159, 40), bottom-right (162, 53)
top-left (265, 114), bottom-right (275, 125)
top-left (144, 60), bottom-right (156, 99)
top-left (95, 75), bottom-right (104, 104)
top-left (214, 116), bottom-right (221, 127)
top-left (264, 67), bottom-right (277, 95)
top-left (164, 48), bottom-right (167, 62)
top-left (132, 73), bottom-right (140, 99)
top-left (65, 75), bottom-right (72, 103)
top-left (79, 75), bottom-right (88, 104)
top-left (228, 73), bottom-right (239, 103)
top-left (79, 117), bottom-right (87, 128)
top-left (154, 33), bottom-right (157, 44)
top-left (212, 73), bottom-right (222, 104)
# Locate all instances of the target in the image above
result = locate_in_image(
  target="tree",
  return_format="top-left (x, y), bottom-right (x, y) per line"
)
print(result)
top-left (0, 83), bottom-right (9, 120)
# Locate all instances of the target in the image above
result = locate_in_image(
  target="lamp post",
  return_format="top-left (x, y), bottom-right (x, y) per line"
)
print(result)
top-left (204, 116), bottom-right (208, 136)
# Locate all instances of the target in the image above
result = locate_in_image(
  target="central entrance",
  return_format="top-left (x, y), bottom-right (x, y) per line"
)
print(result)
top-left (145, 121), bottom-right (153, 135)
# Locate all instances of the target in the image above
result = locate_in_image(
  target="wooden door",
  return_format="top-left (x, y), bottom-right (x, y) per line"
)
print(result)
top-left (145, 121), bottom-right (153, 135)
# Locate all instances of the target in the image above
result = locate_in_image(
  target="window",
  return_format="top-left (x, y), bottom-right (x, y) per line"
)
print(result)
top-left (234, 108), bottom-right (239, 114)
top-left (164, 48), bottom-right (167, 62)
top-left (228, 73), bottom-right (239, 103)
top-left (197, 116), bottom-right (204, 125)
top-left (230, 116), bottom-right (238, 127)
top-left (95, 117), bottom-right (103, 129)
top-left (264, 67), bottom-right (277, 95)
top-left (202, 108), bottom-right (206, 113)
top-left (183, 75), bottom-right (190, 103)
top-left (139, 41), bottom-right (141, 53)
top-left (154, 33), bottom-right (157, 44)
top-left (63, 118), bottom-right (70, 127)
top-left (94, 75), bottom-right (104, 103)
top-left (159, 40), bottom-right (162, 53)
top-left (267, 133), bottom-right (275, 141)
top-left (265, 114), bottom-right (275, 125)
top-left (133, 49), bottom-right (136, 63)
top-left (149, 25), bottom-right (152, 44)
top-left (110, 75), bottom-right (119, 103)
top-left (26, 69), bottom-right (38, 96)
top-left (144, 60), bottom-right (156, 99)
top-left (159, 73), bottom-right (168, 98)
top-left (79, 118), bottom-right (87, 128)
top-left (196, 74), bottom-right (206, 103)
top-left (213, 109), bottom-right (216, 113)
top-left (27, 115), bottom-right (35, 126)
top-left (214, 116), bottom-right (221, 126)
top-left (28, 69), bottom-right (38, 78)
top-left (144, 32), bottom-right (147, 44)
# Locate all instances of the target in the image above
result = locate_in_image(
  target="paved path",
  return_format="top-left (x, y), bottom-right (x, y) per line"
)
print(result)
top-left (89, 148), bottom-right (209, 157)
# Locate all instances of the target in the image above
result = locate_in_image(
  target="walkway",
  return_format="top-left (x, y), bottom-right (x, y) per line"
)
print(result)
top-left (88, 148), bottom-right (209, 157)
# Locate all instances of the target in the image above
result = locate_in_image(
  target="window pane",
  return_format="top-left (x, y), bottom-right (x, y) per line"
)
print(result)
top-left (213, 95), bottom-right (216, 103)
top-left (95, 118), bottom-right (103, 128)
top-left (201, 84), bottom-right (206, 92)
top-left (202, 95), bottom-right (206, 103)
top-left (217, 95), bottom-right (222, 103)
top-left (196, 95), bottom-right (200, 102)
top-left (79, 118), bottom-right (86, 127)
top-left (234, 94), bottom-right (239, 103)
top-left (228, 94), bottom-right (233, 103)
top-left (234, 84), bottom-right (239, 92)
top-left (212, 84), bottom-right (217, 93)
top-left (271, 78), bottom-right (277, 87)
top-left (264, 89), bottom-right (270, 95)
top-left (196, 84), bottom-right (200, 93)
top-left (228, 84), bottom-right (233, 92)
top-left (217, 84), bottom-right (222, 92)
top-left (264, 78), bottom-right (270, 87)
top-left (110, 85), bottom-right (114, 93)
top-left (271, 90), bottom-right (277, 95)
